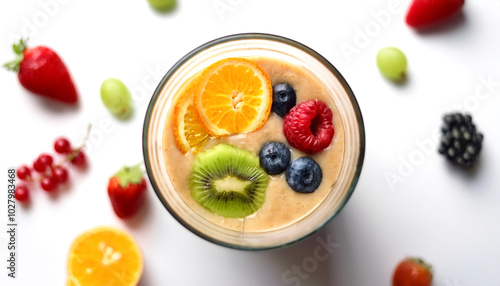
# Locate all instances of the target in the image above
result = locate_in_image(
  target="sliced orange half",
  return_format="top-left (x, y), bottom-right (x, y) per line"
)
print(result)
top-left (194, 58), bottom-right (272, 136)
top-left (67, 227), bottom-right (143, 286)
top-left (172, 75), bottom-right (210, 154)
top-left (66, 276), bottom-right (80, 286)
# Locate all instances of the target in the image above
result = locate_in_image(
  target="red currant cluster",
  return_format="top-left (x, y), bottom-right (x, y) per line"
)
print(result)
top-left (15, 137), bottom-right (87, 202)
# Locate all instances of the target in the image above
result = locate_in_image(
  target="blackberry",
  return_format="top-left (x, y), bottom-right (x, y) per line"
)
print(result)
top-left (438, 113), bottom-right (483, 168)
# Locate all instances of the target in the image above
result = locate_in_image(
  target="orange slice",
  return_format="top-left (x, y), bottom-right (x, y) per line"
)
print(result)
top-left (67, 227), bottom-right (143, 286)
top-left (172, 75), bottom-right (210, 154)
top-left (194, 58), bottom-right (272, 136)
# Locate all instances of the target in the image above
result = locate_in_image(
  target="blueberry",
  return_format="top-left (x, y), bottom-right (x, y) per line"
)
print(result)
top-left (286, 157), bottom-right (322, 193)
top-left (272, 83), bottom-right (296, 117)
top-left (259, 142), bottom-right (291, 175)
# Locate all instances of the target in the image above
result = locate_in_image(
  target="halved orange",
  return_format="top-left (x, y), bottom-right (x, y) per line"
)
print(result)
top-left (67, 227), bottom-right (143, 286)
top-left (194, 58), bottom-right (272, 136)
top-left (172, 75), bottom-right (210, 154)
top-left (66, 276), bottom-right (79, 286)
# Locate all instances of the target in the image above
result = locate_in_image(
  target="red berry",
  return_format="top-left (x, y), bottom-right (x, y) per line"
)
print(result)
top-left (71, 150), bottom-right (86, 167)
top-left (33, 158), bottom-right (47, 173)
top-left (38, 153), bottom-right (54, 167)
top-left (17, 165), bottom-right (31, 180)
top-left (108, 165), bottom-right (147, 218)
top-left (41, 176), bottom-right (58, 192)
top-left (5, 41), bottom-right (79, 104)
top-left (53, 166), bottom-right (69, 183)
top-left (283, 100), bottom-right (334, 154)
top-left (406, 0), bottom-right (464, 28)
top-left (393, 258), bottom-right (433, 286)
top-left (54, 137), bottom-right (72, 154)
top-left (15, 185), bottom-right (30, 202)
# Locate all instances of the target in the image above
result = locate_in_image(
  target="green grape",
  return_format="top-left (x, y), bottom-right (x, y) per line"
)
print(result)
top-left (376, 47), bottom-right (407, 81)
top-left (147, 0), bottom-right (177, 12)
top-left (100, 78), bottom-right (133, 120)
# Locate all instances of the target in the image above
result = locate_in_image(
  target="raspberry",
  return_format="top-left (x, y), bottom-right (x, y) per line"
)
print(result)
top-left (283, 100), bottom-right (334, 154)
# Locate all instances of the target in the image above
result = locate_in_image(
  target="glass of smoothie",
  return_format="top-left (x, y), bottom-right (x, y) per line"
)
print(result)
top-left (143, 33), bottom-right (365, 250)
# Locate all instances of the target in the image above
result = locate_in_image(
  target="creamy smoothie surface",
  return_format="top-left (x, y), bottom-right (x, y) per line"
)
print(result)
top-left (162, 56), bottom-right (345, 232)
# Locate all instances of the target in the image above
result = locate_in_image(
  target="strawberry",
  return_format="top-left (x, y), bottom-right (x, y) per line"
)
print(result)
top-left (3, 39), bottom-right (78, 104)
top-left (393, 257), bottom-right (433, 286)
top-left (107, 165), bottom-right (147, 219)
top-left (406, 0), bottom-right (464, 28)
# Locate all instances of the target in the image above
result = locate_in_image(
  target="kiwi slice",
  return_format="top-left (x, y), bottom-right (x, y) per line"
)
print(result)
top-left (189, 144), bottom-right (269, 218)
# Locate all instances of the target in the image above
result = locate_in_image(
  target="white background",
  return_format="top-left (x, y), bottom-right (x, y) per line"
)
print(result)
top-left (1, 0), bottom-right (500, 285)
